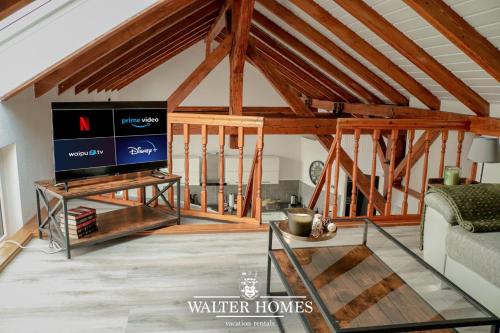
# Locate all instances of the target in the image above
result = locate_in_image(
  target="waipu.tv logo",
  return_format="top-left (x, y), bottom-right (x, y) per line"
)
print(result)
top-left (187, 272), bottom-right (313, 328)
top-left (68, 149), bottom-right (104, 158)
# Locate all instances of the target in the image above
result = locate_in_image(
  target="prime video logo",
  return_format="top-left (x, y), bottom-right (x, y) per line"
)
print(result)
top-left (121, 117), bottom-right (159, 128)
top-left (68, 149), bottom-right (103, 157)
top-left (128, 140), bottom-right (158, 156)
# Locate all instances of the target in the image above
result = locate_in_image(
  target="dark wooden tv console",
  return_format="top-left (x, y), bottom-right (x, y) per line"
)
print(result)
top-left (35, 172), bottom-right (181, 259)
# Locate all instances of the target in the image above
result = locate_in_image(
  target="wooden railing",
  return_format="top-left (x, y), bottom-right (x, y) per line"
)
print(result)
top-left (167, 113), bottom-right (265, 224)
top-left (309, 118), bottom-right (470, 223)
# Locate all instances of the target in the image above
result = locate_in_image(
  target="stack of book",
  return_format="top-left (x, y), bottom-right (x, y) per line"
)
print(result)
top-left (59, 206), bottom-right (98, 239)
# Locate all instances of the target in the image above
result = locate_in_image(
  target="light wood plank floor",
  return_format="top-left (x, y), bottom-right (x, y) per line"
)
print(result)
top-left (0, 203), bottom-right (489, 332)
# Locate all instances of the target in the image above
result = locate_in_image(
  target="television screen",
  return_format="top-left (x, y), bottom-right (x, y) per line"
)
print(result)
top-left (52, 102), bottom-right (167, 182)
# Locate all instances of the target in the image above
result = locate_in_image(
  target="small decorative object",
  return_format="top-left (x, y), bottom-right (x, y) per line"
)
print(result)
top-left (285, 208), bottom-right (315, 237)
top-left (309, 160), bottom-right (324, 185)
top-left (444, 166), bottom-right (461, 185)
top-left (467, 136), bottom-right (500, 182)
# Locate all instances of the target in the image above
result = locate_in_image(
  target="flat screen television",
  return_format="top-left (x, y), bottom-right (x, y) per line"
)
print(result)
top-left (52, 102), bottom-right (167, 183)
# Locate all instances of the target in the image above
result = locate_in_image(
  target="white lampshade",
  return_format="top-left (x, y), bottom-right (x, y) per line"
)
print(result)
top-left (467, 136), bottom-right (500, 163)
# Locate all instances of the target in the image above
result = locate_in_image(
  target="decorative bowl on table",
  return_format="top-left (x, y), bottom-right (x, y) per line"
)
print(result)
top-left (278, 220), bottom-right (337, 243)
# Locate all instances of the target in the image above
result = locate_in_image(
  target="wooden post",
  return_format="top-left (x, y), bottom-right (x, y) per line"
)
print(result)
top-left (385, 129), bottom-right (398, 216)
top-left (123, 190), bottom-right (129, 200)
top-left (218, 125), bottom-right (225, 214)
top-left (183, 124), bottom-right (190, 210)
top-left (368, 129), bottom-right (380, 217)
top-left (332, 127), bottom-right (342, 217)
top-left (323, 163), bottom-right (332, 218)
top-left (418, 131), bottom-right (432, 214)
top-left (439, 129), bottom-right (449, 177)
top-left (237, 127), bottom-right (244, 217)
top-left (402, 129), bottom-right (415, 215)
top-left (201, 124), bottom-right (208, 212)
top-left (168, 122), bottom-right (174, 203)
top-left (255, 127), bottom-right (264, 223)
top-left (456, 130), bottom-right (465, 167)
top-left (350, 128), bottom-right (361, 217)
top-left (469, 162), bottom-right (478, 183)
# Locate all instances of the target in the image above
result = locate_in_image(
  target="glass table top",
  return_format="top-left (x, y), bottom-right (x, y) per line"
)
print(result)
top-left (269, 219), bottom-right (499, 333)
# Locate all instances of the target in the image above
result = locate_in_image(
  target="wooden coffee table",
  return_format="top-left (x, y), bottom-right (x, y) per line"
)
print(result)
top-left (266, 218), bottom-right (499, 333)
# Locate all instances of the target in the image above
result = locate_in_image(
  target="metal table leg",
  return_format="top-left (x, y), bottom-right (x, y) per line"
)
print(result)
top-left (36, 189), bottom-right (42, 239)
top-left (266, 225), bottom-right (273, 296)
top-left (176, 179), bottom-right (181, 225)
top-left (62, 200), bottom-right (71, 259)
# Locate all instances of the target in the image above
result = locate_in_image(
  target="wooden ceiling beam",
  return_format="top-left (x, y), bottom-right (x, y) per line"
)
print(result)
top-left (253, 11), bottom-right (383, 104)
top-left (403, 0), bottom-right (500, 84)
top-left (334, 0), bottom-right (489, 116)
top-left (167, 34), bottom-right (233, 113)
top-left (58, 0), bottom-right (217, 95)
top-left (254, 38), bottom-right (341, 101)
top-left (205, 0), bottom-right (233, 55)
top-left (102, 27), bottom-right (212, 91)
top-left (28, 0), bottom-right (199, 99)
top-left (112, 29), bottom-right (211, 91)
top-left (247, 42), bottom-right (316, 116)
top-left (251, 24), bottom-right (359, 103)
top-left (230, 0), bottom-right (255, 115)
top-left (0, 0), bottom-right (33, 21)
top-left (289, 0), bottom-right (439, 110)
top-left (256, 0), bottom-right (408, 106)
top-left (83, 10), bottom-right (218, 93)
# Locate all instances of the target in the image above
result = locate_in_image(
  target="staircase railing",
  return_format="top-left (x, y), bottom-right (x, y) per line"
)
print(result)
top-left (309, 118), bottom-right (470, 224)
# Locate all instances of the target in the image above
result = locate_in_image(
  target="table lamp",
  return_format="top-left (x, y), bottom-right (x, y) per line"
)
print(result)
top-left (467, 136), bottom-right (500, 182)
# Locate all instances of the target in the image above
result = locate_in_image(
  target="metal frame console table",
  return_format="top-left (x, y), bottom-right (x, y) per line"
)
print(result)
top-left (35, 172), bottom-right (181, 259)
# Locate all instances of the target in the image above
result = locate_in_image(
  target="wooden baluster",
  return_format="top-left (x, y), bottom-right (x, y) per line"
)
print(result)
top-left (123, 190), bottom-right (129, 201)
top-left (218, 126), bottom-right (225, 214)
top-left (402, 129), bottom-right (415, 215)
top-left (332, 127), bottom-right (342, 217)
top-left (168, 122), bottom-right (174, 203)
top-left (183, 124), bottom-right (190, 210)
top-left (350, 129), bottom-right (361, 218)
top-left (438, 129), bottom-right (449, 177)
top-left (201, 125), bottom-right (208, 212)
top-left (385, 129), bottom-right (398, 216)
top-left (456, 130), bottom-right (465, 167)
top-left (255, 127), bottom-right (264, 223)
top-left (368, 129), bottom-right (380, 217)
top-left (323, 163), bottom-right (332, 218)
top-left (418, 131), bottom-right (433, 214)
top-left (237, 127), bottom-right (244, 217)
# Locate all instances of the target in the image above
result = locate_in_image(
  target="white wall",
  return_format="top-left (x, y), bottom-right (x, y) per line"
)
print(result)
top-left (0, 0), bottom-right (158, 98)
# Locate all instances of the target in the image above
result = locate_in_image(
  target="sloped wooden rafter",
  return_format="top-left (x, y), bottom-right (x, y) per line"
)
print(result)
top-left (247, 42), bottom-right (315, 116)
top-left (167, 34), bottom-right (233, 113)
top-left (29, 0), bottom-right (200, 99)
top-left (253, 11), bottom-right (381, 104)
top-left (256, 0), bottom-right (408, 106)
top-left (107, 24), bottom-right (213, 91)
top-left (252, 36), bottom-right (343, 101)
top-left (403, 0), bottom-right (500, 84)
top-left (205, 0), bottom-right (233, 55)
top-left (58, 0), bottom-right (217, 95)
top-left (77, 7), bottom-right (218, 94)
top-left (251, 25), bottom-right (359, 103)
top-left (334, 0), bottom-right (489, 116)
top-left (289, 0), bottom-right (439, 110)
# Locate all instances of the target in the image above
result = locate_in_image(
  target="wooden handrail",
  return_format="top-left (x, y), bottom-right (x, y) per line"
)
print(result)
top-left (168, 113), bottom-right (264, 128)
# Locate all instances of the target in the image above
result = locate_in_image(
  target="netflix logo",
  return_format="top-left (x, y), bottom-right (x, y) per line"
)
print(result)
top-left (79, 116), bottom-right (90, 132)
